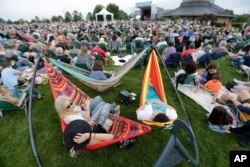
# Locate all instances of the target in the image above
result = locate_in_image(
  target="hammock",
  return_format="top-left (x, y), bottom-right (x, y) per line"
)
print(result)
top-left (44, 62), bottom-right (152, 151)
top-left (139, 50), bottom-right (174, 127)
top-left (49, 47), bottom-right (149, 92)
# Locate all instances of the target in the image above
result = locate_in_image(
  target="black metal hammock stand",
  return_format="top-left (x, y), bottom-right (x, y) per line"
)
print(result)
top-left (28, 50), bottom-right (43, 167)
top-left (153, 46), bottom-right (199, 167)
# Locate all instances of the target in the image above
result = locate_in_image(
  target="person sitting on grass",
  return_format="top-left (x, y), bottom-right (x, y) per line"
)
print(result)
top-left (89, 60), bottom-right (114, 80)
top-left (175, 61), bottom-right (198, 85)
top-left (194, 64), bottom-right (218, 92)
top-left (218, 90), bottom-right (250, 121)
top-left (208, 106), bottom-right (233, 133)
top-left (204, 73), bottom-right (222, 104)
top-left (136, 99), bottom-right (177, 123)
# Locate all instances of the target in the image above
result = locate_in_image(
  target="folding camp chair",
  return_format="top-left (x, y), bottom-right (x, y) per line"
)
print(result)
top-left (47, 50), bottom-right (57, 59)
top-left (98, 43), bottom-right (108, 52)
top-left (135, 40), bottom-right (143, 53)
top-left (75, 63), bottom-right (91, 71)
top-left (158, 45), bottom-right (167, 54)
top-left (0, 90), bottom-right (28, 117)
top-left (71, 41), bottom-right (81, 49)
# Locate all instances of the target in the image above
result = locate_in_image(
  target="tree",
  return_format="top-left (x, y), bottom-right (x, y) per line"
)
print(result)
top-left (7, 19), bottom-right (13, 24)
top-left (86, 12), bottom-right (93, 21)
top-left (119, 10), bottom-right (129, 20)
top-left (106, 3), bottom-right (120, 20)
top-left (232, 14), bottom-right (250, 23)
top-left (72, 10), bottom-right (83, 22)
top-left (225, 9), bottom-right (234, 15)
top-left (0, 18), bottom-right (5, 23)
top-left (51, 15), bottom-right (63, 22)
top-left (93, 4), bottom-right (104, 20)
top-left (34, 16), bottom-right (40, 22)
top-left (42, 17), bottom-right (50, 23)
top-left (64, 11), bottom-right (73, 22)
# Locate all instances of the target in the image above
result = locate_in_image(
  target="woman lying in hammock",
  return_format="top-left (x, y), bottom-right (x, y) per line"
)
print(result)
top-left (54, 95), bottom-right (120, 156)
top-left (136, 99), bottom-right (178, 123)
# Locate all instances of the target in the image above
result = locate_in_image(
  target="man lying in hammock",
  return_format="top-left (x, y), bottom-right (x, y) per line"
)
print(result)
top-left (136, 100), bottom-right (177, 123)
top-left (54, 95), bottom-right (120, 156)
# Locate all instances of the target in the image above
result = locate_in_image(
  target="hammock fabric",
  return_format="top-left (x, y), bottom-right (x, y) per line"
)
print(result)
top-left (139, 50), bottom-right (173, 127)
top-left (44, 62), bottom-right (151, 150)
top-left (49, 47), bottom-right (149, 92)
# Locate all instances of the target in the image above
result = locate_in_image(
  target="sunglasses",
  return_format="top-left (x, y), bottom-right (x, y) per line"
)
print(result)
top-left (66, 102), bottom-right (73, 109)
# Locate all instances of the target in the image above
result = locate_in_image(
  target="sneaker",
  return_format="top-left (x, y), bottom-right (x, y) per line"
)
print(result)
top-left (36, 93), bottom-right (42, 99)
top-left (17, 92), bottom-right (27, 107)
top-left (114, 105), bottom-right (121, 115)
top-left (233, 79), bottom-right (245, 86)
top-left (0, 110), bottom-right (3, 117)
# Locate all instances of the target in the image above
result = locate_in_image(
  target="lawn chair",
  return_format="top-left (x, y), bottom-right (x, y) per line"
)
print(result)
top-left (47, 49), bottom-right (57, 59)
top-left (135, 40), bottom-right (143, 53)
top-left (18, 45), bottom-right (29, 53)
top-left (75, 63), bottom-right (91, 71)
top-left (0, 90), bottom-right (28, 117)
top-left (98, 43), bottom-right (108, 52)
top-left (158, 44), bottom-right (167, 54)
top-left (94, 54), bottom-right (104, 62)
top-left (71, 41), bottom-right (81, 49)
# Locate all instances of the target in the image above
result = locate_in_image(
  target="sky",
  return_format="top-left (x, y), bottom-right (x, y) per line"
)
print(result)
top-left (1, 0), bottom-right (250, 21)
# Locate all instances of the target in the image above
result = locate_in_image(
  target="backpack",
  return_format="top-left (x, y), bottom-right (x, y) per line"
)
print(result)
top-left (176, 73), bottom-right (187, 89)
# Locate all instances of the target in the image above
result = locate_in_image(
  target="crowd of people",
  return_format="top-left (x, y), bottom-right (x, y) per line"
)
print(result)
top-left (1, 19), bottom-right (250, 153)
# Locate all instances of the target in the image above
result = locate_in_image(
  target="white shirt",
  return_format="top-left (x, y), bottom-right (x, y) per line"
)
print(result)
top-left (137, 104), bottom-right (177, 121)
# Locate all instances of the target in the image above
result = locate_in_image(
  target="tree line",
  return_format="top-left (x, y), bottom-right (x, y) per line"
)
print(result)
top-left (0, 3), bottom-right (129, 24)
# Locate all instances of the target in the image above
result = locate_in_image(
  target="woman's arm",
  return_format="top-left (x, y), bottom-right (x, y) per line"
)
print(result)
top-left (237, 104), bottom-right (250, 115)
top-left (73, 133), bottom-right (114, 144)
top-left (83, 99), bottom-right (91, 121)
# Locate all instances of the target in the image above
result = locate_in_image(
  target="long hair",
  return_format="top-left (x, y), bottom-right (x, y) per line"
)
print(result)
top-left (54, 95), bottom-right (77, 118)
top-left (208, 106), bottom-right (231, 125)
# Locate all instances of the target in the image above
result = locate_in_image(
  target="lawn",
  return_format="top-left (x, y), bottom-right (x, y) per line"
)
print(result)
top-left (0, 52), bottom-right (249, 167)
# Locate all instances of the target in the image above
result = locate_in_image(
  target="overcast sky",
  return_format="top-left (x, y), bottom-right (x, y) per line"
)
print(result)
top-left (1, 0), bottom-right (250, 21)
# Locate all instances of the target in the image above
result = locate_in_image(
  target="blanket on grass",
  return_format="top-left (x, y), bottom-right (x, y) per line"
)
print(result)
top-left (172, 79), bottom-right (238, 127)
top-left (111, 55), bottom-right (132, 66)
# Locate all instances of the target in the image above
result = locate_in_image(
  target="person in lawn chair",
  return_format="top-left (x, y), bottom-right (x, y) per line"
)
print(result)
top-left (1, 60), bottom-right (43, 100)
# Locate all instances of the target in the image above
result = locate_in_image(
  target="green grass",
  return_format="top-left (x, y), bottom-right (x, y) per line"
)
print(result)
top-left (0, 55), bottom-right (249, 167)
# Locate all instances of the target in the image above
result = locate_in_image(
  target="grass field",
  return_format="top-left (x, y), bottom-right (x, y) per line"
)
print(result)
top-left (0, 52), bottom-right (249, 167)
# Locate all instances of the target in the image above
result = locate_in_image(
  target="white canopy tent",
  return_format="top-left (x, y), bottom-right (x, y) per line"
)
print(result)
top-left (95, 8), bottom-right (114, 22)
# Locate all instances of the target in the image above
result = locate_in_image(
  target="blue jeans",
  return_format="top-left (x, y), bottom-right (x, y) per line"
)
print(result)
top-left (91, 104), bottom-right (112, 125)
top-left (90, 96), bottom-right (115, 125)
